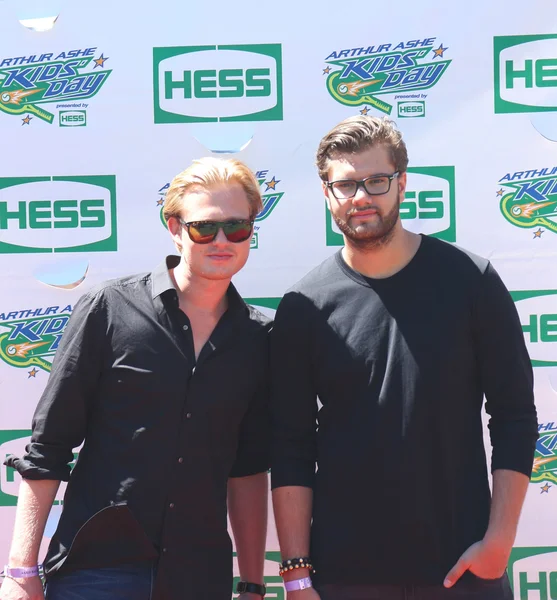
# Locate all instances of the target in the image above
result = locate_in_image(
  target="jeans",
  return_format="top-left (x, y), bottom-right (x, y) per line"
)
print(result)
top-left (45, 563), bottom-right (154, 600)
top-left (315, 574), bottom-right (513, 600)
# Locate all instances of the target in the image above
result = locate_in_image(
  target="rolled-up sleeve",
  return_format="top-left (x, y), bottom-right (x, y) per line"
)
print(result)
top-left (270, 292), bottom-right (318, 490)
top-left (4, 289), bottom-right (106, 481)
top-left (473, 262), bottom-right (538, 477)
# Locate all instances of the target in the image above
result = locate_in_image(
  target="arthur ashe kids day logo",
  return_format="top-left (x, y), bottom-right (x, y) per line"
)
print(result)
top-left (153, 44), bottom-right (283, 123)
top-left (323, 37), bottom-right (451, 117)
top-left (531, 421), bottom-right (557, 494)
top-left (0, 47), bottom-right (111, 126)
top-left (251, 170), bottom-right (284, 249)
top-left (157, 170), bottom-right (284, 249)
top-left (0, 305), bottom-right (72, 377)
top-left (326, 166), bottom-right (456, 245)
top-left (494, 34), bottom-right (557, 114)
top-left (497, 167), bottom-right (557, 238)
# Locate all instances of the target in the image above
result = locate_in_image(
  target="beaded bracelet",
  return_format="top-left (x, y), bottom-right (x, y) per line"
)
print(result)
top-left (278, 556), bottom-right (314, 577)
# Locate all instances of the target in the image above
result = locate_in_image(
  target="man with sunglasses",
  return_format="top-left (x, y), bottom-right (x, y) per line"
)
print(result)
top-left (270, 116), bottom-right (538, 600)
top-left (1, 158), bottom-right (270, 600)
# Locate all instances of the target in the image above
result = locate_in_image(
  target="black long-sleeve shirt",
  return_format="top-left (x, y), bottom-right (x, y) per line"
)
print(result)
top-left (6, 256), bottom-right (271, 600)
top-left (270, 235), bottom-right (538, 586)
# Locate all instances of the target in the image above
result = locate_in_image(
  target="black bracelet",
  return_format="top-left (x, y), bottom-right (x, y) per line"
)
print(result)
top-left (279, 556), bottom-right (313, 577)
top-left (236, 581), bottom-right (266, 596)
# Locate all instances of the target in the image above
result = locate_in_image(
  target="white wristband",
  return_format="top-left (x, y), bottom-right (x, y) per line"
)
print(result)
top-left (284, 577), bottom-right (313, 592)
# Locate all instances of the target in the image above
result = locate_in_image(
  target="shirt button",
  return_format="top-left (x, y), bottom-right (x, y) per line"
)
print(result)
top-left (182, 324), bottom-right (189, 331)
top-left (169, 503), bottom-right (175, 509)
top-left (186, 412), bottom-right (192, 419)
top-left (162, 548), bottom-right (167, 553)
top-left (178, 457), bottom-right (183, 463)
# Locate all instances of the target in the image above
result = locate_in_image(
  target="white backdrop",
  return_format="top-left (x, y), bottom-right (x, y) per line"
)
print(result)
top-left (0, 1), bottom-right (556, 598)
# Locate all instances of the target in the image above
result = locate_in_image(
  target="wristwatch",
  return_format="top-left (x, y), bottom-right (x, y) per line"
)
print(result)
top-left (236, 581), bottom-right (267, 596)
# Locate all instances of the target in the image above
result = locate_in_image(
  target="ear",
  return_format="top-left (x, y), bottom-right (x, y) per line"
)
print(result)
top-left (167, 215), bottom-right (183, 250)
top-left (322, 181), bottom-right (332, 211)
top-left (397, 171), bottom-right (407, 201)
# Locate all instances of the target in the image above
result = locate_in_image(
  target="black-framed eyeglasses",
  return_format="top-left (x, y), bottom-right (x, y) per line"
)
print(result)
top-left (326, 172), bottom-right (400, 200)
top-left (178, 218), bottom-right (254, 244)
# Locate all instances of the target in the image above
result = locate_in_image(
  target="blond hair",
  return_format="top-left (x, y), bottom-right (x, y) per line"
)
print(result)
top-left (316, 115), bottom-right (409, 180)
top-left (163, 157), bottom-right (263, 223)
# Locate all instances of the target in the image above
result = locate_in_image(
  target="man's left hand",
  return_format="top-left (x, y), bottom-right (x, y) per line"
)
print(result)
top-left (443, 539), bottom-right (510, 588)
top-left (237, 593), bottom-right (264, 600)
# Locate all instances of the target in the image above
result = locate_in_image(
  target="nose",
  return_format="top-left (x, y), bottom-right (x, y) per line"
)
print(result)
top-left (352, 182), bottom-right (372, 204)
top-left (212, 228), bottom-right (229, 245)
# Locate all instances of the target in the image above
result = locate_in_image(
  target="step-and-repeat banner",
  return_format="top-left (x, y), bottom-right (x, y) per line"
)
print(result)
top-left (0, 1), bottom-right (556, 597)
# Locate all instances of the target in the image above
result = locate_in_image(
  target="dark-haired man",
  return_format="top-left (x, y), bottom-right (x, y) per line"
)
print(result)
top-left (271, 116), bottom-right (538, 600)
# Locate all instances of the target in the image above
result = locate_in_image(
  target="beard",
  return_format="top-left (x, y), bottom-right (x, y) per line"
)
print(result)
top-left (332, 192), bottom-right (401, 251)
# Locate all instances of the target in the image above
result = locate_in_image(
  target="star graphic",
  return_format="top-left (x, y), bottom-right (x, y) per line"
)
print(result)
top-left (541, 483), bottom-right (551, 493)
top-left (28, 367), bottom-right (39, 378)
top-left (432, 44), bottom-right (448, 58)
top-left (360, 106), bottom-right (371, 116)
top-left (496, 188), bottom-right (504, 197)
top-left (94, 54), bottom-right (109, 68)
top-left (21, 114), bottom-right (32, 125)
top-left (323, 66), bottom-right (331, 75)
top-left (156, 198), bottom-right (164, 206)
top-left (533, 228), bottom-right (544, 239)
top-left (265, 176), bottom-right (280, 191)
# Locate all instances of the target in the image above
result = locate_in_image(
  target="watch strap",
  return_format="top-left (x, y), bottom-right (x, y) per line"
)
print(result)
top-left (236, 580), bottom-right (267, 596)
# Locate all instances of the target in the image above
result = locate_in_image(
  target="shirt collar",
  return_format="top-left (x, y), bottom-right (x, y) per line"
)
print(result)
top-left (151, 255), bottom-right (247, 315)
top-left (225, 280), bottom-right (247, 315)
top-left (151, 256), bottom-right (180, 300)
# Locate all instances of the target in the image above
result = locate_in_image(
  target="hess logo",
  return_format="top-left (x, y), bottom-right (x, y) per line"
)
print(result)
top-left (508, 548), bottom-right (557, 600)
top-left (494, 34), bottom-right (557, 113)
top-left (0, 175), bottom-right (117, 253)
top-left (397, 101), bottom-right (425, 118)
top-left (512, 290), bottom-right (557, 366)
top-left (167, 68), bottom-right (270, 99)
top-left (0, 432), bottom-right (31, 505)
top-left (153, 44), bottom-right (283, 123)
top-left (0, 199), bottom-right (104, 229)
top-left (59, 110), bottom-right (86, 126)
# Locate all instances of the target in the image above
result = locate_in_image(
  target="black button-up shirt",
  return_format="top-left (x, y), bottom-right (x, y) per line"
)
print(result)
top-left (6, 256), bottom-right (271, 600)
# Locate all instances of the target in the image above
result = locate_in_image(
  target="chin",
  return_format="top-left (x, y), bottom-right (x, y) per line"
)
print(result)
top-left (199, 267), bottom-right (239, 280)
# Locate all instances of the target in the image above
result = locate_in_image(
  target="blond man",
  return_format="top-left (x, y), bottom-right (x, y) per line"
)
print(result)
top-left (1, 158), bottom-right (270, 600)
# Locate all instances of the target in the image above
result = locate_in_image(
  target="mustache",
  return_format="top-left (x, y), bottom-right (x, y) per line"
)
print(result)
top-left (346, 206), bottom-right (379, 217)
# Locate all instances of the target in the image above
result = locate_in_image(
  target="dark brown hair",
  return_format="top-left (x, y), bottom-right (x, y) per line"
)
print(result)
top-left (316, 115), bottom-right (409, 180)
